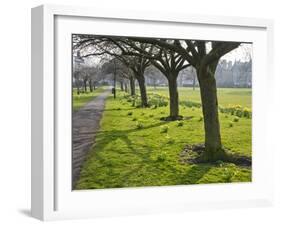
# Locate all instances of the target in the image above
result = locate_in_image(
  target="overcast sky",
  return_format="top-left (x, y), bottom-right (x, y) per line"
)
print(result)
top-left (75, 41), bottom-right (252, 67)
top-left (221, 43), bottom-right (252, 62)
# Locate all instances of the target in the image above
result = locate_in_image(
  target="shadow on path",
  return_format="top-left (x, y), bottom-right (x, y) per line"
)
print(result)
top-left (72, 89), bottom-right (111, 189)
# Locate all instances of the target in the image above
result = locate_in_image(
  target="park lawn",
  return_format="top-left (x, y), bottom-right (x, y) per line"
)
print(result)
top-left (73, 87), bottom-right (104, 111)
top-left (147, 87), bottom-right (252, 108)
top-left (75, 89), bottom-right (252, 189)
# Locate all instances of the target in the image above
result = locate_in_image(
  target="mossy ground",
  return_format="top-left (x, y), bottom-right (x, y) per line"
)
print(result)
top-left (75, 87), bottom-right (251, 189)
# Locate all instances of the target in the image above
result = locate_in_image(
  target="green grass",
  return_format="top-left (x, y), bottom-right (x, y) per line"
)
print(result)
top-left (146, 87), bottom-right (252, 108)
top-left (75, 88), bottom-right (251, 189)
top-left (73, 87), bottom-right (104, 111)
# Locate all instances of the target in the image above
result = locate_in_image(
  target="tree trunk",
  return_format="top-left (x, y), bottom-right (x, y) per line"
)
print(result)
top-left (89, 79), bottom-right (93, 92)
top-left (124, 82), bottom-right (128, 93)
top-left (83, 79), bottom-right (87, 92)
top-left (76, 80), bottom-right (80, 95)
top-left (120, 81), bottom-right (124, 91)
top-left (129, 76), bottom-right (136, 96)
top-left (93, 81), bottom-right (96, 90)
top-left (192, 67), bottom-right (196, 90)
top-left (167, 76), bottom-right (180, 120)
top-left (136, 75), bottom-right (148, 107)
top-left (197, 63), bottom-right (225, 161)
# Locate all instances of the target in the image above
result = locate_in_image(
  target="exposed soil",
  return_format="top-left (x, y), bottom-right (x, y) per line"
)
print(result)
top-left (160, 115), bottom-right (194, 121)
top-left (179, 143), bottom-right (252, 167)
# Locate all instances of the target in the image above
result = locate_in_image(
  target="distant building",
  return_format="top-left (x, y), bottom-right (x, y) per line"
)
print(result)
top-left (232, 60), bottom-right (252, 87)
top-left (215, 59), bottom-right (252, 88)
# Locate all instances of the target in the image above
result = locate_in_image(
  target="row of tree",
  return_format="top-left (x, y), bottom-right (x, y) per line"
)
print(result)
top-left (73, 65), bottom-right (101, 94)
top-left (73, 35), bottom-right (242, 162)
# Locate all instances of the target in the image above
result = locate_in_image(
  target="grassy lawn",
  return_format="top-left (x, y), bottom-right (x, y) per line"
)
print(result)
top-left (75, 87), bottom-right (252, 189)
top-left (146, 87), bottom-right (252, 108)
top-left (73, 87), bottom-right (104, 111)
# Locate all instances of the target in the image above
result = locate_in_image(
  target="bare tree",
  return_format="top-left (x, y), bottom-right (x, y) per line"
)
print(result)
top-left (73, 34), bottom-right (243, 161)
top-left (127, 38), bottom-right (241, 161)
top-left (74, 37), bottom-right (150, 107)
top-left (114, 39), bottom-right (190, 120)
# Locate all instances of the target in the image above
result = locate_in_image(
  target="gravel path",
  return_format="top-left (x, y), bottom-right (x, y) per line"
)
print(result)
top-left (72, 89), bottom-right (111, 189)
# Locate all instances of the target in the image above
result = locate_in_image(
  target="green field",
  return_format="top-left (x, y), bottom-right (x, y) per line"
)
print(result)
top-left (146, 87), bottom-right (252, 108)
top-left (73, 87), bottom-right (104, 111)
top-left (75, 87), bottom-right (252, 189)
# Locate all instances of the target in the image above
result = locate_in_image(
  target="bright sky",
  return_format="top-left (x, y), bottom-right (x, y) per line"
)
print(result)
top-left (221, 43), bottom-right (252, 62)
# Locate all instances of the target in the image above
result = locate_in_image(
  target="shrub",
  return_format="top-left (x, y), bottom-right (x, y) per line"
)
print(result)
top-left (199, 115), bottom-right (203, 122)
top-left (132, 117), bottom-right (137, 121)
top-left (177, 121), bottom-right (184, 127)
top-left (233, 116), bottom-right (239, 122)
top-left (229, 122), bottom-right (234, 127)
top-left (160, 111), bottom-right (165, 114)
top-left (181, 100), bottom-right (201, 108)
top-left (221, 104), bottom-right (252, 119)
top-left (215, 160), bottom-right (224, 167)
top-left (235, 110), bottom-right (243, 118)
top-left (136, 121), bottom-right (144, 129)
top-left (116, 107), bottom-right (121, 110)
top-left (225, 114), bottom-right (229, 118)
top-left (243, 107), bottom-right (251, 118)
top-left (160, 125), bottom-right (169, 133)
top-left (127, 111), bottom-right (133, 116)
top-left (140, 112), bottom-right (145, 116)
top-left (157, 152), bottom-right (167, 162)
top-left (191, 107), bottom-right (195, 111)
top-left (219, 105), bottom-right (225, 113)
top-left (149, 114), bottom-right (154, 118)
top-left (147, 93), bottom-right (168, 107)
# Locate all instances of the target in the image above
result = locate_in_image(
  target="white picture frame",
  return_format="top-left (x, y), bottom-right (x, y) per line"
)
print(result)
top-left (31, 4), bottom-right (274, 221)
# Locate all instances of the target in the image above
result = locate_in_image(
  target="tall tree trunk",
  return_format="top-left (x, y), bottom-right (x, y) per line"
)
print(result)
top-left (129, 76), bottom-right (136, 96)
top-left (120, 81), bottom-right (124, 91)
top-left (167, 75), bottom-right (179, 120)
top-left (83, 79), bottom-right (87, 92)
top-left (136, 74), bottom-right (148, 107)
top-left (192, 67), bottom-right (196, 90)
top-left (76, 80), bottom-right (80, 95)
top-left (89, 79), bottom-right (93, 92)
top-left (93, 81), bottom-right (96, 90)
top-left (124, 82), bottom-right (128, 93)
top-left (197, 63), bottom-right (225, 161)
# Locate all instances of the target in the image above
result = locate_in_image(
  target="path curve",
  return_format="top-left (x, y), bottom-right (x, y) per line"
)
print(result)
top-left (72, 89), bottom-right (111, 188)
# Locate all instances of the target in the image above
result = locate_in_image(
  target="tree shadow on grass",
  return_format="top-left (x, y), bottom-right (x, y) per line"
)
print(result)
top-left (181, 164), bottom-right (212, 184)
top-left (98, 120), bottom-right (169, 136)
top-left (76, 121), bottom-right (173, 187)
top-left (103, 107), bottom-right (135, 112)
top-left (149, 160), bottom-right (212, 185)
top-left (77, 119), bottom-right (215, 188)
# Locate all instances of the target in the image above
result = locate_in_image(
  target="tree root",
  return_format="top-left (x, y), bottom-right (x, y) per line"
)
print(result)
top-left (179, 144), bottom-right (251, 167)
top-left (160, 115), bottom-right (183, 121)
top-left (160, 115), bottom-right (197, 121)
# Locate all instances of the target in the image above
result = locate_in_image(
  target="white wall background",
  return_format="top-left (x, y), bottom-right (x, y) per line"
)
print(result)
top-left (0, 0), bottom-right (280, 225)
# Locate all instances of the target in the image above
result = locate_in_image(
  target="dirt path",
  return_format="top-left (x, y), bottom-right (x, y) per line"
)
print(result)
top-left (72, 89), bottom-right (111, 188)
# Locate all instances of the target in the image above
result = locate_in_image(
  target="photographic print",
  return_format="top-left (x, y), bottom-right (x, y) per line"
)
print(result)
top-left (72, 35), bottom-right (252, 190)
